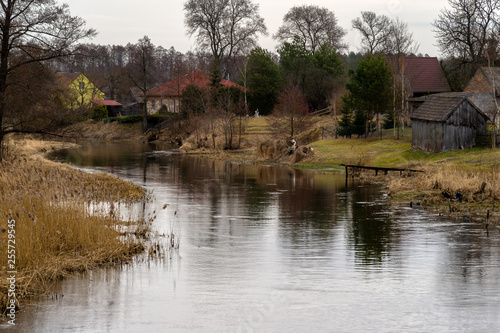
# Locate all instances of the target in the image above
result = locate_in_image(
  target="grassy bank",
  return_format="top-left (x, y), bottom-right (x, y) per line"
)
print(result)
top-left (299, 127), bottom-right (500, 222)
top-left (195, 117), bottom-right (499, 221)
top-left (0, 136), bottom-right (150, 315)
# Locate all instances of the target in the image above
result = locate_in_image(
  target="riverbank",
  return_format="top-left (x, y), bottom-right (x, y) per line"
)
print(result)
top-left (25, 115), bottom-right (500, 225)
top-left (176, 117), bottom-right (500, 224)
top-left (0, 135), bottom-right (151, 317)
top-left (305, 135), bottom-right (499, 222)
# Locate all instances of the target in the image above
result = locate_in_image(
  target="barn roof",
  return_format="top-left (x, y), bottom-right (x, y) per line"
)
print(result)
top-left (411, 92), bottom-right (489, 122)
top-left (387, 56), bottom-right (450, 94)
top-left (147, 70), bottom-right (244, 97)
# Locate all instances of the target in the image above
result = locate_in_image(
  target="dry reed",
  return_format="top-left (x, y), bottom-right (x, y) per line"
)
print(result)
top-left (0, 137), bottom-right (149, 315)
top-left (386, 163), bottom-right (500, 207)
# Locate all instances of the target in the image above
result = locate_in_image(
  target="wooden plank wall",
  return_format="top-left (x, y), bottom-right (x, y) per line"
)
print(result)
top-left (413, 102), bottom-right (487, 152)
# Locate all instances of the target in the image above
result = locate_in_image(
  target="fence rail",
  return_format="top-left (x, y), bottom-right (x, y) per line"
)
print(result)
top-left (476, 130), bottom-right (500, 148)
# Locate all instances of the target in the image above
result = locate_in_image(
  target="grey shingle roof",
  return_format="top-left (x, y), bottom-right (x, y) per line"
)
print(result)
top-left (411, 94), bottom-right (467, 122)
top-left (411, 92), bottom-right (492, 122)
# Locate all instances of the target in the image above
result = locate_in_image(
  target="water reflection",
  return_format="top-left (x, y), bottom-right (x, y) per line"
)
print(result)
top-left (9, 142), bottom-right (498, 332)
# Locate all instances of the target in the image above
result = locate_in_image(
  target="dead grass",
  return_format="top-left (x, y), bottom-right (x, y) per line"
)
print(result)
top-left (386, 163), bottom-right (500, 205)
top-left (58, 119), bottom-right (147, 141)
top-left (0, 136), bottom-right (149, 314)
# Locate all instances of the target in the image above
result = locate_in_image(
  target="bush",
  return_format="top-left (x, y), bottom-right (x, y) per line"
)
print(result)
top-left (147, 113), bottom-right (170, 127)
top-left (91, 105), bottom-right (108, 121)
top-left (115, 114), bottom-right (173, 127)
top-left (117, 115), bottom-right (142, 123)
top-left (103, 117), bottom-right (117, 123)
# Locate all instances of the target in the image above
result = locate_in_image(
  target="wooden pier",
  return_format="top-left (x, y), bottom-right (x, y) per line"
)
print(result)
top-left (341, 164), bottom-right (424, 178)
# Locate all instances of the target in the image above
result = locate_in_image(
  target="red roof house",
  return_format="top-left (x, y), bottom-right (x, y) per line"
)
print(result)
top-left (146, 70), bottom-right (244, 114)
top-left (387, 56), bottom-right (450, 97)
top-left (387, 56), bottom-right (451, 122)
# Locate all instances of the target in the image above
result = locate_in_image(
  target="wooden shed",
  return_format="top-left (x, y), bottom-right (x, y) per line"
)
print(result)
top-left (411, 93), bottom-right (489, 152)
top-left (91, 100), bottom-right (123, 117)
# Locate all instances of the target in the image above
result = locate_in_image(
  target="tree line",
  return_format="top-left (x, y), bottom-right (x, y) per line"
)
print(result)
top-left (1, 0), bottom-right (500, 158)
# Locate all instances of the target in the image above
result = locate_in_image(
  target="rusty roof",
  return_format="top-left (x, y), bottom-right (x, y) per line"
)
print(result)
top-left (387, 56), bottom-right (450, 94)
top-left (147, 70), bottom-right (244, 97)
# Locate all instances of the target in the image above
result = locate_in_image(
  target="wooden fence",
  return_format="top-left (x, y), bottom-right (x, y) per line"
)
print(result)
top-left (476, 130), bottom-right (500, 148)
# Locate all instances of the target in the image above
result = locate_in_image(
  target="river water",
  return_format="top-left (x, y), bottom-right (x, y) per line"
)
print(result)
top-left (4, 142), bottom-right (500, 332)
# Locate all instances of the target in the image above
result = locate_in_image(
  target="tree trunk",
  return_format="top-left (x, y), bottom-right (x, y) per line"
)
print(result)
top-left (400, 56), bottom-right (405, 137)
top-left (0, 11), bottom-right (10, 161)
top-left (377, 102), bottom-right (381, 139)
top-left (142, 102), bottom-right (148, 132)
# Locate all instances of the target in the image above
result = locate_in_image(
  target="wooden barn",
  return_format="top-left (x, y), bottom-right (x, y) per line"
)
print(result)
top-left (411, 93), bottom-right (489, 152)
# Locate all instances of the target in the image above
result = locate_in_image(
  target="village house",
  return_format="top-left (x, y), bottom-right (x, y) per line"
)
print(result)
top-left (145, 70), bottom-right (244, 114)
top-left (463, 67), bottom-right (500, 124)
top-left (388, 56), bottom-right (451, 97)
top-left (464, 67), bottom-right (500, 94)
top-left (120, 87), bottom-right (144, 116)
top-left (411, 92), bottom-right (489, 152)
top-left (387, 56), bottom-right (451, 119)
top-left (56, 72), bottom-right (105, 109)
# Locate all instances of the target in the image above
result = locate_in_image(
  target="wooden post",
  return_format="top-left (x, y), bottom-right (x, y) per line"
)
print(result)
top-left (345, 165), bottom-right (349, 187)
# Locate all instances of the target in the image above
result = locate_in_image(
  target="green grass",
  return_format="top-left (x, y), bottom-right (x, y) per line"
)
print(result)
top-left (299, 126), bottom-right (500, 171)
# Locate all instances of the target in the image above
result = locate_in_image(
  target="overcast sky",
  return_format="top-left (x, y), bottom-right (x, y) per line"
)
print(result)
top-left (63, 0), bottom-right (450, 57)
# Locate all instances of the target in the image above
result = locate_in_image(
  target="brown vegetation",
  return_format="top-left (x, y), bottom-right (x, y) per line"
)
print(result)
top-left (0, 136), bottom-right (150, 314)
top-left (59, 120), bottom-right (148, 142)
top-left (386, 163), bottom-right (500, 208)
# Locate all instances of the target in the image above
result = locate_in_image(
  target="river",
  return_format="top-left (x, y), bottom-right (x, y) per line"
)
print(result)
top-left (4, 142), bottom-right (500, 332)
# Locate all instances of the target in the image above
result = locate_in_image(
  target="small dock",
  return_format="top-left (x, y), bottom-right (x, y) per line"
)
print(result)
top-left (341, 164), bottom-right (424, 177)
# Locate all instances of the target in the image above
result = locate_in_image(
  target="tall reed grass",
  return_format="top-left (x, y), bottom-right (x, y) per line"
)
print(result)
top-left (0, 138), bottom-right (149, 314)
top-left (386, 163), bottom-right (500, 206)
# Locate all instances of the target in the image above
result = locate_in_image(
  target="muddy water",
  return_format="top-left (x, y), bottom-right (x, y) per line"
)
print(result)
top-left (5, 143), bottom-right (500, 332)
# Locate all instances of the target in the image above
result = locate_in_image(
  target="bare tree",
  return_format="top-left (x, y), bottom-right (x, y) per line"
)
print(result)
top-left (387, 18), bottom-right (419, 56)
top-left (484, 39), bottom-right (500, 148)
top-left (433, 0), bottom-right (500, 65)
top-left (5, 63), bottom-right (79, 136)
top-left (0, 0), bottom-right (96, 158)
top-left (387, 18), bottom-right (419, 138)
top-left (352, 11), bottom-right (393, 54)
top-left (127, 36), bottom-right (158, 131)
top-left (274, 5), bottom-right (346, 54)
top-left (269, 83), bottom-right (312, 139)
top-left (184, 0), bottom-right (267, 75)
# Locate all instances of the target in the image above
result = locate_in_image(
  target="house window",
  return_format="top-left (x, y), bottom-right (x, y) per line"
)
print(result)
top-left (79, 82), bottom-right (85, 90)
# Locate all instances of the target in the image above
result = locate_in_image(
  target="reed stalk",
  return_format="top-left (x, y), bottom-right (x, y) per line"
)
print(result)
top-left (0, 137), bottom-right (150, 314)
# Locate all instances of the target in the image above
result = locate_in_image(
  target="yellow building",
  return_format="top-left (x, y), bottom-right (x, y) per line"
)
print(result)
top-left (56, 72), bottom-right (104, 109)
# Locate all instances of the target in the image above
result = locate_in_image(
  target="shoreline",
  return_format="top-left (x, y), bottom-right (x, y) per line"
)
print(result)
top-left (0, 135), bottom-right (152, 318)
top-left (179, 132), bottom-right (500, 226)
top-left (2, 128), bottom-right (498, 319)
top-left (34, 118), bottom-right (500, 224)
